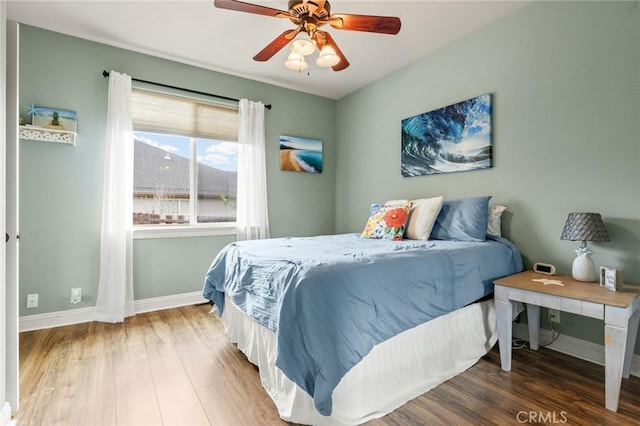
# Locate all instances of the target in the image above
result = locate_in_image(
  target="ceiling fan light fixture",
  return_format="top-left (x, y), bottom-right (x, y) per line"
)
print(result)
top-left (290, 32), bottom-right (316, 56)
top-left (214, 0), bottom-right (401, 73)
top-left (284, 51), bottom-right (308, 72)
top-left (316, 45), bottom-right (340, 67)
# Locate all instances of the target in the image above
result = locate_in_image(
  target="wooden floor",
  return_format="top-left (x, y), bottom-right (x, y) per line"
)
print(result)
top-left (16, 304), bottom-right (640, 426)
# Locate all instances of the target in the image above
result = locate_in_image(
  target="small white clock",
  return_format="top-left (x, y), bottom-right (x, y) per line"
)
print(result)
top-left (533, 262), bottom-right (556, 276)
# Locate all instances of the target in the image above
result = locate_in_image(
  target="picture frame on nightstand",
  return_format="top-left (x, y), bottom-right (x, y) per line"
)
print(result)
top-left (600, 266), bottom-right (623, 291)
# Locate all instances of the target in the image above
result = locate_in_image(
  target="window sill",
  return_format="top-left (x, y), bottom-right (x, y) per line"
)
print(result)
top-left (133, 224), bottom-right (237, 240)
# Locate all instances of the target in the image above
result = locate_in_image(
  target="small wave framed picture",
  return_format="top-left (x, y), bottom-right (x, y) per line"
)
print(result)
top-left (401, 94), bottom-right (492, 177)
top-left (279, 135), bottom-right (323, 173)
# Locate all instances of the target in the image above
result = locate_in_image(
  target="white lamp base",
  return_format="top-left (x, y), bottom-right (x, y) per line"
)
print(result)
top-left (572, 255), bottom-right (597, 282)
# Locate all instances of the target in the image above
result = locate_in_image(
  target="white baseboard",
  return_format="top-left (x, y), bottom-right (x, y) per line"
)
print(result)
top-left (133, 291), bottom-right (208, 314)
top-left (513, 323), bottom-right (640, 378)
top-left (0, 402), bottom-right (16, 426)
top-left (19, 291), bottom-right (208, 332)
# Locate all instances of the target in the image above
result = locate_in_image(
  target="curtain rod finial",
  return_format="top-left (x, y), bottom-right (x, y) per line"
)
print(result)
top-left (102, 70), bottom-right (110, 78)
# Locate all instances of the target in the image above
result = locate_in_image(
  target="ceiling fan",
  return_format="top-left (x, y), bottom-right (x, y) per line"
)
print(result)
top-left (213, 0), bottom-right (401, 72)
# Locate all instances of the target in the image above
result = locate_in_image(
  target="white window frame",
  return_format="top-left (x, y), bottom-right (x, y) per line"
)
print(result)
top-left (133, 225), bottom-right (236, 240)
top-left (131, 88), bottom-right (238, 240)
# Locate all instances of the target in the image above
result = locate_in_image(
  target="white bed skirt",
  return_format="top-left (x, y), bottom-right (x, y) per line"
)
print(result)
top-left (222, 296), bottom-right (502, 425)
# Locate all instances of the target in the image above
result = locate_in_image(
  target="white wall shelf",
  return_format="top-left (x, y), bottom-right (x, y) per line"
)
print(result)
top-left (19, 125), bottom-right (76, 145)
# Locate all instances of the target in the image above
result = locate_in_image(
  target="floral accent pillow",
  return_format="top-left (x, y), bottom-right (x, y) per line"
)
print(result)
top-left (361, 202), bottom-right (412, 241)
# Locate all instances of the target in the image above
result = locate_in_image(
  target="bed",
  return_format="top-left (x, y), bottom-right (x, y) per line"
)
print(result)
top-left (203, 228), bottom-right (523, 424)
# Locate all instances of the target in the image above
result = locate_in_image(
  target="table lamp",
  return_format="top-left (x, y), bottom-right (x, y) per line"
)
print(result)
top-left (560, 212), bottom-right (610, 282)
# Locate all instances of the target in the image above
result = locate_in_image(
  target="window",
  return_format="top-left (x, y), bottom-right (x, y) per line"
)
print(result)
top-left (131, 89), bottom-right (238, 229)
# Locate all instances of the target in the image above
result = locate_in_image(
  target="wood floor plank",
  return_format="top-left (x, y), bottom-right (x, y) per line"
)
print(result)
top-left (113, 328), bottom-right (163, 426)
top-left (73, 353), bottom-right (117, 426)
top-left (15, 303), bottom-right (640, 425)
top-left (153, 366), bottom-right (211, 426)
top-left (182, 353), bottom-right (229, 389)
top-left (195, 379), bottom-right (287, 426)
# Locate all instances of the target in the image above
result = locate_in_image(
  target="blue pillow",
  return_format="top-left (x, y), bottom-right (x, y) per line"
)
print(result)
top-left (430, 196), bottom-right (492, 242)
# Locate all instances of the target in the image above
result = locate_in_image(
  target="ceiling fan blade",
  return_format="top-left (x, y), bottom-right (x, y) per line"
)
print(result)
top-left (329, 14), bottom-right (401, 35)
top-left (253, 29), bottom-right (299, 62)
top-left (214, 0), bottom-right (290, 18)
top-left (323, 32), bottom-right (349, 72)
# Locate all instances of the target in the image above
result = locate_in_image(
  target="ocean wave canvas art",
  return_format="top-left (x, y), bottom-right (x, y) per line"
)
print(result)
top-left (280, 135), bottom-right (323, 173)
top-left (401, 94), bottom-right (492, 177)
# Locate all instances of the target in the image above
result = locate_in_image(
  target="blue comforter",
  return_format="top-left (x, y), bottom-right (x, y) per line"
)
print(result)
top-left (203, 233), bottom-right (522, 415)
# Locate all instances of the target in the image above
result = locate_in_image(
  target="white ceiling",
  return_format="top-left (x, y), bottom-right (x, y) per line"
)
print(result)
top-left (7, 0), bottom-right (530, 99)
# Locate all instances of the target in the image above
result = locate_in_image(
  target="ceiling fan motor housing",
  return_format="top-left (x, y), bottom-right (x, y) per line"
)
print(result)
top-left (288, 0), bottom-right (330, 20)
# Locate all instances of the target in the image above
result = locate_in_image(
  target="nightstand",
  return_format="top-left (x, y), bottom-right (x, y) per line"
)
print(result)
top-left (494, 270), bottom-right (640, 412)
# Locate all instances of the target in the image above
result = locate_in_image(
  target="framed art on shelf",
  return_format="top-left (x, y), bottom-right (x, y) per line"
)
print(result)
top-left (600, 266), bottom-right (623, 291)
top-left (30, 105), bottom-right (77, 132)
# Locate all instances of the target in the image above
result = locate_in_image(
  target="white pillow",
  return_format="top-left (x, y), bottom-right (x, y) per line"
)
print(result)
top-left (487, 204), bottom-right (506, 237)
top-left (384, 199), bottom-right (409, 206)
top-left (405, 196), bottom-right (444, 240)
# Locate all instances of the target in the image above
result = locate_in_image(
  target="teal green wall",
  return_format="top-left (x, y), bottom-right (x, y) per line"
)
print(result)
top-left (18, 2), bottom-right (640, 356)
top-left (336, 2), bottom-right (640, 351)
top-left (18, 25), bottom-right (336, 315)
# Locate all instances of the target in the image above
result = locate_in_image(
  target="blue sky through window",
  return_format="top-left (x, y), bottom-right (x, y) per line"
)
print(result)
top-left (134, 131), bottom-right (238, 172)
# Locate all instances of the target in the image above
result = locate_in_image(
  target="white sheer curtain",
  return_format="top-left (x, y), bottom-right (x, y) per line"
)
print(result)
top-left (95, 71), bottom-right (135, 323)
top-left (236, 99), bottom-right (270, 240)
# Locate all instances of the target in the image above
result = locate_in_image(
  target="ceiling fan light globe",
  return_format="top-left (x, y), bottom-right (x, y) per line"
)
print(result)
top-left (290, 32), bottom-right (316, 56)
top-left (316, 46), bottom-right (340, 67)
top-left (284, 52), bottom-right (308, 71)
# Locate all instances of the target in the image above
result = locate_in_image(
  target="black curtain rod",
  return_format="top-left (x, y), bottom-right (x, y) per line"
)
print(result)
top-left (102, 70), bottom-right (272, 110)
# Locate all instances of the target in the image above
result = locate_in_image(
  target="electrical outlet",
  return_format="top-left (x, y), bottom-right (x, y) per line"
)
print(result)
top-left (548, 308), bottom-right (560, 323)
top-left (26, 293), bottom-right (39, 308)
top-left (70, 288), bottom-right (82, 304)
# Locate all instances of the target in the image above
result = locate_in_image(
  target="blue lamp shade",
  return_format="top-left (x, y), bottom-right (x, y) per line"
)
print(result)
top-left (560, 212), bottom-right (610, 282)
